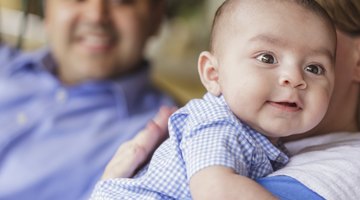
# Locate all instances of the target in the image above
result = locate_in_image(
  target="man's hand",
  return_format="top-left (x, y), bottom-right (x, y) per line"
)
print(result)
top-left (101, 106), bottom-right (177, 180)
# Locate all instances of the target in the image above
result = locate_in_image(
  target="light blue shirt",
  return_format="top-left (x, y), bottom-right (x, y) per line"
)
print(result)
top-left (91, 93), bottom-right (289, 200)
top-left (257, 176), bottom-right (324, 200)
top-left (0, 44), bottom-right (174, 200)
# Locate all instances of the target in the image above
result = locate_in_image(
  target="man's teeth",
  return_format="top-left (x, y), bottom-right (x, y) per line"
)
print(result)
top-left (83, 36), bottom-right (111, 46)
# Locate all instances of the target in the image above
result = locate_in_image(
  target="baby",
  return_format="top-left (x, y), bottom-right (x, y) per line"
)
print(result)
top-left (91, 0), bottom-right (336, 199)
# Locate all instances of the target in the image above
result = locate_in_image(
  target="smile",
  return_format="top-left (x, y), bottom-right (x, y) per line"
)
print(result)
top-left (267, 101), bottom-right (302, 112)
top-left (75, 34), bottom-right (115, 54)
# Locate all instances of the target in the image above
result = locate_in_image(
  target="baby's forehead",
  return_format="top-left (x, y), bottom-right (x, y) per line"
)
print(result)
top-left (215, 0), bottom-right (318, 30)
top-left (211, 0), bottom-right (335, 52)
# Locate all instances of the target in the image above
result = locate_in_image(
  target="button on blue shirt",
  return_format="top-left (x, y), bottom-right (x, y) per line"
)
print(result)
top-left (0, 45), bottom-right (174, 200)
top-left (91, 93), bottom-right (289, 200)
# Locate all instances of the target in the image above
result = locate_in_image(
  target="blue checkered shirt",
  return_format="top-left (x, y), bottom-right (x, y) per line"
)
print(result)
top-left (91, 93), bottom-right (289, 200)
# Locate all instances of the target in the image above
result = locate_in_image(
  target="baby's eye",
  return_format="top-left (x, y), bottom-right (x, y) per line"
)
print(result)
top-left (304, 64), bottom-right (325, 75)
top-left (256, 53), bottom-right (277, 64)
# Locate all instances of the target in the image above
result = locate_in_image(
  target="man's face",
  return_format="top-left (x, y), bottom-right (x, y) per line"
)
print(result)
top-left (45, 0), bottom-right (163, 84)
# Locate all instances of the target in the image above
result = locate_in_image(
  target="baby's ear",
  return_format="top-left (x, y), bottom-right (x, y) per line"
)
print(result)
top-left (198, 51), bottom-right (221, 96)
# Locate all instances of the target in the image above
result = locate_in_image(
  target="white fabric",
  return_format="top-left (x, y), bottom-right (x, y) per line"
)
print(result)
top-left (270, 132), bottom-right (360, 200)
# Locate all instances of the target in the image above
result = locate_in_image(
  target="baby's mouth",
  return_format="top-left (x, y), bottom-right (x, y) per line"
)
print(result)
top-left (268, 101), bottom-right (302, 111)
top-left (277, 102), bottom-right (298, 107)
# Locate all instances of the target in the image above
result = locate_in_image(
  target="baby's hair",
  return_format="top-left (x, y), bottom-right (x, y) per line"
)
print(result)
top-left (209, 0), bottom-right (336, 53)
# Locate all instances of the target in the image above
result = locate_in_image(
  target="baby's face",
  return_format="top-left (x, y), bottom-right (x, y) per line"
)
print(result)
top-left (215, 1), bottom-right (336, 138)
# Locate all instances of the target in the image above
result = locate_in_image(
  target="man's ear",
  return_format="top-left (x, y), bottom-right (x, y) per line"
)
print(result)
top-left (198, 51), bottom-right (221, 96)
top-left (352, 37), bottom-right (360, 81)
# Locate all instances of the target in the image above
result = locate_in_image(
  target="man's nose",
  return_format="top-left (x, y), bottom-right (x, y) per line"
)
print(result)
top-left (278, 68), bottom-right (307, 90)
top-left (83, 0), bottom-right (110, 23)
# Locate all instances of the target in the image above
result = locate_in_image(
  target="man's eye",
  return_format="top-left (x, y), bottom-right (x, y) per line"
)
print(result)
top-left (304, 64), bottom-right (325, 75)
top-left (256, 54), bottom-right (277, 64)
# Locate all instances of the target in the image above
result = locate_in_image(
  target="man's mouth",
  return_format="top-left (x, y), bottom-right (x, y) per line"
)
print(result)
top-left (76, 34), bottom-right (115, 53)
top-left (82, 35), bottom-right (111, 46)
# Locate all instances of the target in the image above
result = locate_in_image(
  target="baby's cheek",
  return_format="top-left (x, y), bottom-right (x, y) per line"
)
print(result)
top-left (307, 92), bottom-right (330, 126)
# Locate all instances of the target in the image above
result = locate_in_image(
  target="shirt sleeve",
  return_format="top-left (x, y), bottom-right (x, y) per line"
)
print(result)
top-left (180, 120), bottom-right (252, 180)
top-left (256, 175), bottom-right (324, 200)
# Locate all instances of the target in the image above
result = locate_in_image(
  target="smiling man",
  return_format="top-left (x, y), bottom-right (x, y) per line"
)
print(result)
top-left (0, 0), bottom-right (175, 199)
top-left (45, 0), bottom-right (164, 84)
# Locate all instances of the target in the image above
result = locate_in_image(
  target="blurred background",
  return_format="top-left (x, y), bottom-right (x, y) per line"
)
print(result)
top-left (0, 0), bottom-right (224, 105)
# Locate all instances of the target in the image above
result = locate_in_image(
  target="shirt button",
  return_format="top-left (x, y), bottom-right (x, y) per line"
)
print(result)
top-left (55, 89), bottom-right (68, 103)
top-left (17, 112), bottom-right (28, 125)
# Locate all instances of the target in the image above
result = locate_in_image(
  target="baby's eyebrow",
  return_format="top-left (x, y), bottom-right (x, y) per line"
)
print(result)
top-left (249, 34), bottom-right (286, 46)
top-left (308, 48), bottom-right (335, 63)
top-left (249, 34), bottom-right (335, 63)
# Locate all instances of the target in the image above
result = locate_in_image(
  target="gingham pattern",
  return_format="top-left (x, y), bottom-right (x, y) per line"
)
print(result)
top-left (90, 93), bottom-right (289, 200)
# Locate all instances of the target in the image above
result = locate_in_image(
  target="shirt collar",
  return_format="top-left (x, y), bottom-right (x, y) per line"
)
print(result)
top-left (205, 93), bottom-right (290, 166)
top-left (251, 130), bottom-right (290, 165)
top-left (9, 47), bottom-right (153, 116)
top-left (69, 62), bottom-right (153, 117)
top-left (7, 47), bottom-right (53, 75)
top-left (109, 62), bottom-right (152, 115)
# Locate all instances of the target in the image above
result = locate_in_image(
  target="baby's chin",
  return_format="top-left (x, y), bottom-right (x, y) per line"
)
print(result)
top-left (260, 127), bottom-right (309, 139)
